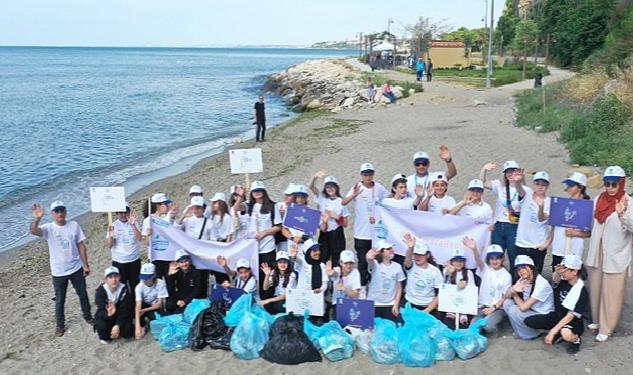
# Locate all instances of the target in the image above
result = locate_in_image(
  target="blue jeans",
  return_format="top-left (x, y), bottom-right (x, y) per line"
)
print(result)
top-left (383, 92), bottom-right (397, 103)
top-left (491, 221), bottom-right (518, 267)
top-left (52, 268), bottom-right (92, 328)
top-left (416, 70), bottom-right (423, 80)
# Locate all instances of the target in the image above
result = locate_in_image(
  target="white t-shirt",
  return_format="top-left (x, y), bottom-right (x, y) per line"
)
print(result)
top-left (232, 208), bottom-right (251, 240)
top-left (346, 182), bottom-right (389, 240)
top-left (248, 202), bottom-right (282, 253)
top-left (551, 226), bottom-right (585, 257)
top-left (406, 171), bottom-right (447, 199)
top-left (135, 278), bottom-right (169, 305)
top-left (269, 271), bottom-right (298, 297)
top-left (458, 201), bottom-right (494, 224)
top-left (40, 221), bottom-right (86, 277)
top-left (109, 219), bottom-right (141, 263)
top-left (381, 196), bottom-right (415, 210)
top-left (405, 263), bottom-right (443, 306)
top-left (491, 180), bottom-right (526, 223)
top-left (523, 274), bottom-right (555, 314)
top-left (515, 188), bottom-right (551, 248)
top-left (234, 276), bottom-right (258, 296)
top-left (176, 215), bottom-right (212, 240)
top-left (367, 260), bottom-right (406, 306)
top-left (476, 265), bottom-right (512, 307)
top-left (427, 195), bottom-right (456, 214)
top-left (316, 194), bottom-right (349, 232)
top-left (294, 254), bottom-right (328, 292)
top-left (142, 213), bottom-right (173, 261)
top-left (211, 214), bottom-right (234, 241)
top-left (330, 267), bottom-right (362, 305)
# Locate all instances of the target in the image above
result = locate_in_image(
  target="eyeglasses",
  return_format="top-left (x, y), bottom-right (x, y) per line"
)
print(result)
top-left (604, 181), bottom-right (619, 188)
top-left (415, 161), bottom-right (429, 167)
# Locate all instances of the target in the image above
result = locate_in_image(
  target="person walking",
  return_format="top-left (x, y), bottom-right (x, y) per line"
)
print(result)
top-left (426, 58), bottom-right (433, 82)
top-left (254, 95), bottom-right (266, 142)
top-left (415, 58), bottom-right (425, 81)
top-left (30, 201), bottom-right (93, 337)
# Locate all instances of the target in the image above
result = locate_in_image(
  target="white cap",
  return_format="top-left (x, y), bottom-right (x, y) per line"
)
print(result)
top-left (515, 255), bottom-right (535, 267)
top-left (210, 192), bottom-right (226, 202)
top-left (533, 171), bottom-right (550, 183)
top-left (174, 249), bottom-right (190, 262)
top-left (450, 248), bottom-right (466, 260)
top-left (485, 244), bottom-right (504, 257)
top-left (430, 172), bottom-right (448, 184)
top-left (50, 200), bottom-right (66, 211)
top-left (104, 266), bottom-right (120, 277)
top-left (303, 238), bottom-right (320, 253)
top-left (293, 184), bottom-right (310, 196)
top-left (561, 254), bottom-right (583, 270)
top-left (284, 183), bottom-right (297, 195)
top-left (190, 196), bottom-right (205, 207)
top-left (340, 250), bottom-right (356, 263)
top-left (250, 180), bottom-right (266, 191)
top-left (359, 162), bottom-right (375, 173)
top-left (563, 172), bottom-right (588, 187)
top-left (604, 165), bottom-right (626, 178)
top-left (376, 239), bottom-right (393, 249)
top-left (391, 173), bottom-right (407, 184)
top-left (189, 185), bottom-right (203, 194)
top-left (467, 179), bottom-right (484, 190)
top-left (413, 242), bottom-right (430, 255)
top-left (324, 176), bottom-right (339, 185)
top-left (151, 193), bottom-right (172, 204)
top-left (503, 160), bottom-right (521, 172)
top-left (413, 151), bottom-right (430, 162)
top-left (140, 263), bottom-right (156, 276)
top-left (236, 258), bottom-right (250, 270)
top-left (276, 251), bottom-right (290, 261)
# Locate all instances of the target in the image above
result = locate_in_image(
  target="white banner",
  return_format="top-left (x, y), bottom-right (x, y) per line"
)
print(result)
top-left (149, 217), bottom-right (259, 280)
top-left (374, 205), bottom-right (491, 269)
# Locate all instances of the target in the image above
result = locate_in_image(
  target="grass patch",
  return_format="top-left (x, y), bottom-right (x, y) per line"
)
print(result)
top-left (312, 118), bottom-right (369, 138)
top-left (434, 63), bottom-right (550, 87)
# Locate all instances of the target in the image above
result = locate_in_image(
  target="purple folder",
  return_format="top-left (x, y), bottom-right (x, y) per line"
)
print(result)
top-left (210, 285), bottom-right (245, 310)
top-left (335, 298), bottom-right (375, 329)
top-left (548, 197), bottom-right (594, 231)
top-left (283, 203), bottom-right (322, 236)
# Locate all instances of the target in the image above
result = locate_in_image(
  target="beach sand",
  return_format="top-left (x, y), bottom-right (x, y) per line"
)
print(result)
top-left (1, 67), bottom-right (631, 375)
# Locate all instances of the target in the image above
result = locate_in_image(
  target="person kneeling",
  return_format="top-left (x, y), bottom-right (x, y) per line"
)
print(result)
top-left (524, 255), bottom-right (589, 354)
top-left (134, 263), bottom-right (168, 339)
top-left (94, 266), bottom-right (134, 344)
top-left (166, 249), bottom-right (203, 314)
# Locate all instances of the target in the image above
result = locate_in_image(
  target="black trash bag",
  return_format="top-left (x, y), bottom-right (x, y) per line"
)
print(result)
top-left (208, 329), bottom-right (233, 351)
top-left (188, 301), bottom-right (228, 351)
top-left (260, 313), bottom-right (322, 364)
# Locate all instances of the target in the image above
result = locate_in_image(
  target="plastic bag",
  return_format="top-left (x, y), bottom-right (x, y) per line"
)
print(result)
top-left (209, 329), bottom-right (233, 351)
top-left (158, 321), bottom-right (191, 352)
top-left (251, 302), bottom-right (284, 326)
top-left (344, 326), bottom-right (372, 353)
top-left (315, 321), bottom-right (354, 362)
top-left (150, 313), bottom-right (183, 340)
top-left (224, 294), bottom-right (253, 327)
top-left (397, 323), bottom-right (435, 367)
top-left (260, 313), bottom-right (322, 364)
top-left (183, 298), bottom-right (211, 324)
top-left (369, 318), bottom-right (401, 365)
top-left (303, 315), bottom-right (322, 350)
top-left (188, 302), bottom-right (228, 351)
top-left (400, 304), bottom-right (454, 361)
top-left (230, 312), bottom-right (270, 360)
top-left (447, 319), bottom-right (488, 360)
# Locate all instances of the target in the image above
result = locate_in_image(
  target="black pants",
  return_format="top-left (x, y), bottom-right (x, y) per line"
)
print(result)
top-left (525, 312), bottom-right (584, 336)
top-left (139, 302), bottom-right (160, 327)
top-left (516, 246), bottom-right (547, 275)
top-left (375, 306), bottom-right (403, 324)
top-left (112, 259), bottom-right (141, 290)
top-left (354, 238), bottom-right (372, 286)
top-left (52, 268), bottom-right (92, 328)
top-left (95, 315), bottom-right (134, 341)
top-left (264, 300), bottom-right (286, 315)
top-left (259, 251), bottom-right (276, 299)
top-left (152, 260), bottom-right (171, 279)
top-left (318, 226), bottom-right (346, 264)
top-left (441, 312), bottom-right (472, 330)
top-left (427, 72), bottom-right (432, 81)
top-left (256, 121), bottom-right (266, 141)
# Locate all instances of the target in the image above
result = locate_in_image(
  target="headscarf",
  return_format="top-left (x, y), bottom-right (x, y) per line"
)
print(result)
top-left (594, 177), bottom-right (626, 224)
top-left (305, 246), bottom-right (323, 290)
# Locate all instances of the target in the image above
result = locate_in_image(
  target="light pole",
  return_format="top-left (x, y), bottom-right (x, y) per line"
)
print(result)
top-left (387, 18), bottom-right (394, 34)
top-left (485, 0), bottom-right (495, 89)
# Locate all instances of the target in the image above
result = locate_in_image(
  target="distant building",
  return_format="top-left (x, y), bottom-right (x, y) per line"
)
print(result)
top-left (425, 40), bottom-right (469, 68)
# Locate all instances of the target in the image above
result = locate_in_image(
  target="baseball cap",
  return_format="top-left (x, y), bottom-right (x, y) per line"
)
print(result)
top-left (450, 248), bottom-right (466, 261)
top-left (413, 242), bottom-right (430, 255)
top-left (467, 179), bottom-right (484, 191)
top-left (174, 249), bottom-right (190, 262)
top-left (190, 196), bottom-right (205, 207)
top-left (430, 172), bottom-right (448, 184)
top-left (485, 244), bottom-right (504, 258)
top-left (603, 166), bottom-right (626, 181)
top-left (151, 193), bottom-right (172, 204)
top-left (284, 183), bottom-right (297, 195)
top-left (561, 254), bottom-right (583, 270)
top-left (236, 258), bottom-right (250, 270)
top-left (303, 238), bottom-right (320, 252)
top-left (359, 162), bottom-right (375, 173)
top-left (324, 176), bottom-right (339, 185)
top-left (189, 185), bottom-right (203, 194)
top-left (515, 255), bottom-right (535, 267)
top-left (210, 192), bottom-right (226, 202)
top-left (562, 172), bottom-right (588, 187)
top-left (391, 173), bottom-right (407, 184)
top-left (412, 151), bottom-right (430, 163)
top-left (250, 180), bottom-right (266, 192)
top-left (104, 266), bottom-right (120, 277)
top-left (340, 250), bottom-right (356, 263)
top-left (293, 184), bottom-right (310, 196)
top-left (276, 251), bottom-right (290, 261)
top-left (533, 171), bottom-right (550, 183)
top-left (50, 200), bottom-right (66, 211)
top-left (139, 263), bottom-right (156, 280)
top-left (503, 160), bottom-right (521, 172)
top-left (376, 239), bottom-right (393, 250)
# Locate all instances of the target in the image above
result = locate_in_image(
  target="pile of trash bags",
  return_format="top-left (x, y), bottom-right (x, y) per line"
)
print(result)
top-left (260, 314), bottom-right (321, 364)
top-left (150, 298), bottom-right (210, 352)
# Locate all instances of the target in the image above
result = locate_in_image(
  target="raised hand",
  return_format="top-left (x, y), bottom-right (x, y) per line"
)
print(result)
top-left (463, 191), bottom-right (474, 204)
top-left (216, 255), bottom-right (227, 268)
top-left (483, 162), bottom-right (497, 171)
top-left (462, 236), bottom-right (477, 251)
top-left (402, 232), bottom-right (416, 249)
top-left (289, 244), bottom-right (298, 258)
top-left (235, 185), bottom-right (245, 197)
top-left (366, 248), bottom-right (380, 261)
top-left (32, 203), bottom-right (44, 219)
top-left (170, 204), bottom-right (180, 215)
top-left (352, 182), bottom-right (362, 196)
top-left (533, 194), bottom-right (545, 208)
top-left (128, 209), bottom-right (138, 225)
top-left (314, 170), bottom-right (327, 179)
top-left (260, 262), bottom-right (272, 276)
top-left (439, 145), bottom-right (451, 162)
top-left (616, 195), bottom-right (628, 215)
top-left (415, 185), bottom-right (425, 198)
top-left (426, 183), bottom-right (434, 197)
top-left (168, 261), bottom-right (179, 275)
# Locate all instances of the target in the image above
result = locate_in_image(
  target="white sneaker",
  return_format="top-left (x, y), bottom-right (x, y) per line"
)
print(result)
top-left (99, 339), bottom-right (110, 345)
top-left (588, 323), bottom-right (599, 331)
top-left (595, 333), bottom-right (609, 342)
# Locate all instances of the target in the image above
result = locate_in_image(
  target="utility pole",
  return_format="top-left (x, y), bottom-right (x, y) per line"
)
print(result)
top-left (485, 0), bottom-right (495, 89)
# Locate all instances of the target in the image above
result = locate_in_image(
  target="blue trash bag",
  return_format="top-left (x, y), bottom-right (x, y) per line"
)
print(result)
top-left (150, 313), bottom-right (184, 340)
top-left (314, 321), bottom-right (354, 362)
top-left (369, 318), bottom-right (401, 365)
top-left (303, 313), bottom-right (322, 350)
top-left (400, 304), bottom-right (455, 361)
top-left (447, 319), bottom-right (488, 360)
top-left (158, 320), bottom-right (191, 352)
top-left (224, 294), bottom-right (253, 327)
top-left (251, 302), bottom-right (285, 326)
top-left (230, 311), bottom-right (270, 360)
top-left (183, 298), bottom-right (211, 324)
top-left (397, 323), bottom-right (435, 368)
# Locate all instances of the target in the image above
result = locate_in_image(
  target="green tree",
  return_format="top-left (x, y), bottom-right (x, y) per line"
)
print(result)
top-left (513, 19), bottom-right (539, 78)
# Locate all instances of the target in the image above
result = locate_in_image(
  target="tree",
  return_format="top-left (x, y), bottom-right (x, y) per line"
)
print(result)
top-left (512, 19), bottom-right (539, 78)
top-left (495, 0), bottom-right (521, 56)
top-left (406, 17), bottom-right (450, 58)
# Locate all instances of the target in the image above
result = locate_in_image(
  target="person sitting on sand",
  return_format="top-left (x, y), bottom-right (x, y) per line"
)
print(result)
top-left (326, 249), bottom-right (361, 319)
top-left (260, 251), bottom-right (297, 314)
top-left (382, 81), bottom-right (397, 103)
top-left (418, 172), bottom-right (456, 214)
top-left (217, 256), bottom-right (258, 299)
top-left (406, 146), bottom-right (457, 200)
top-left (94, 266), bottom-right (134, 344)
top-left (402, 233), bottom-right (443, 317)
top-left (106, 204), bottom-right (142, 289)
top-left (165, 249), bottom-right (203, 313)
top-left (134, 263), bottom-right (168, 339)
top-left (442, 248), bottom-right (475, 329)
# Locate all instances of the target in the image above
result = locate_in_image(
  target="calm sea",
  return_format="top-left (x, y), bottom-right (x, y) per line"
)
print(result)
top-left (0, 46), bottom-right (354, 251)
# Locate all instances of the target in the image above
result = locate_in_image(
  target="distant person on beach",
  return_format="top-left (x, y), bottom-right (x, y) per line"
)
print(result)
top-left (426, 59), bottom-right (433, 82)
top-left (142, 193), bottom-right (176, 279)
top-left (106, 204), bottom-right (142, 289)
top-left (406, 145), bottom-right (457, 199)
top-left (94, 266), bottom-right (134, 344)
top-left (382, 81), bottom-right (397, 103)
top-left (254, 95), bottom-right (266, 142)
top-left (367, 78), bottom-right (376, 103)
top-left (416, 58), bottom-right (425, 81)
top-left (30, 201), bottom-right (93, 337)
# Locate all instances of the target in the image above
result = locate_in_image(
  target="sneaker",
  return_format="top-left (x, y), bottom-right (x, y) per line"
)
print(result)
top-left (588, 323), bottom-right (599, 331)
top-left (595, 333), bottom-right (609, 342)
top-left (566, 339), bottom-right (581, 354)
top-left (99, 339), bottom-right (110, 345)
top-left (55, 326), bottom-right (65, 337)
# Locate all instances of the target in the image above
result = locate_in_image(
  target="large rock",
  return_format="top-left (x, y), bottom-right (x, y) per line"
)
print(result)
top-left (306, 99), bottom-right (323, 110)
top-left (342, 97), bottom-right (355, 108)
top-left (392, 86), bottom-right (404, 99)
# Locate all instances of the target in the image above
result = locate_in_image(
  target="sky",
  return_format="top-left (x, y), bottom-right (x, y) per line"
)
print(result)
top-left (0, 0), bottom-right (503, 47)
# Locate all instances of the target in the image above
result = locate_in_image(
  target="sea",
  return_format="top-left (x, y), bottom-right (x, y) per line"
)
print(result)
top-left (0, 46), bottom-right (355, 251)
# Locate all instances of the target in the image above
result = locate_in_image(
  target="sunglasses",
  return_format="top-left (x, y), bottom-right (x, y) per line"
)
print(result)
top-left (604, 181), bottom-right (619, 188)
top-left (415, 161), bottom-right (429, 167)
top-left (52, 208), bottom-right (66, 213)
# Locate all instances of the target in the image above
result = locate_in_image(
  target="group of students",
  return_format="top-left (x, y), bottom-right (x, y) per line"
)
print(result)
top-left (31, 146), bottom-right (632, 355)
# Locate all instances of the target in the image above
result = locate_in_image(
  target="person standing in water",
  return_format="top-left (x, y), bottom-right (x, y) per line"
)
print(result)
top-left (254, 95), bottom-right (266, 142)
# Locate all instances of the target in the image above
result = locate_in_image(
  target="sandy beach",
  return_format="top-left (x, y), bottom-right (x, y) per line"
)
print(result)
top-left (1, 63), bottom-right (631, 375)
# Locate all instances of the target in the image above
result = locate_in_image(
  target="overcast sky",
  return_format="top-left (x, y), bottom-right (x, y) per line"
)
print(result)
top-left (1, 0), bottom-right (502, 47)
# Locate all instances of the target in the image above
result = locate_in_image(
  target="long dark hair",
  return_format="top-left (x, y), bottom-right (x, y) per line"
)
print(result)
top-left (322, 184), bottom-right (341, 198)
top-left (579, 185), bottom-right (591, 200)
top-left (249, 189), bottom-right (274, 214)
top-left (513, 264), bottom-right (537, 298)
top-left (143, 199), bottom-right (161, 218)
top-left (271, 262), bottom-right (294, 289)
top-left (212, 200), bottom-right (229, 224)
top-left (449, 267), bottom-right (469, 285)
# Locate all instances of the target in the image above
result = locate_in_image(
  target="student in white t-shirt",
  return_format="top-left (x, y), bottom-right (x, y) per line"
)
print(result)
top-left (142, 192), bottom-right (176, 278)
top-left (406, 146), bottom-right (458, 199)
top-left (326, 249), bottom-right (361, 318)
top-left (281, 184), bottom-right (312, 256)
top-left (441, 248), bottom-right (475, 329)
top-left (342, 162), bottom-right (389, 286)
top-left (502, 255), bottom-right (555, 339)
top-left (174, 196), bottom-right (211, 240)
top-left (209, 193), bottom-right (234, 242)
top-left (275, 183), bottom-right (297, 252)
top-left (515, 171), bottom-right (553, 274)
top-left (402, 233), bottom-right (443, 316)
top-left (260, 251), bottom-right (297, 314)
top-left (463, 239), bottom-right (512, 334)
top-left (106, 204), bottom-right (143, 288)
top-left (448, 179), bottom-right (494, 225)
top-left (366, 240), bottom-right (406, 323)
top-left (218, 257), bottom-right (258, 300)
top-left (418, 172), bottom-right (456, 214)
top-left (382, 174), bottom-right (423, 210)
top-left (310, 171), bottom-right (349, 265)
top-left (134, 263), bottom-right (168, 339)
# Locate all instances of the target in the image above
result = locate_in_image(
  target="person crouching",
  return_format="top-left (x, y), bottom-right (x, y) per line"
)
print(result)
top-left (94, 266), bottom-right (134, 344)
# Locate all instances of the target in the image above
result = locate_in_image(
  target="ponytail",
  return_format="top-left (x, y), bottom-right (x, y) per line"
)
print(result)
top-left (580, 185), bottom-right (591, 200)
